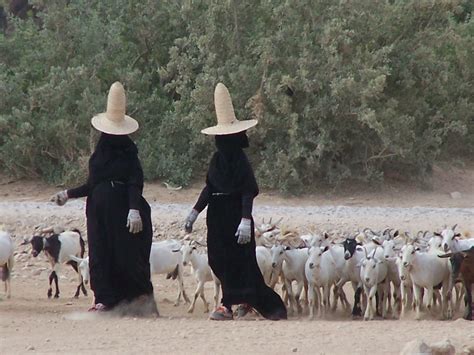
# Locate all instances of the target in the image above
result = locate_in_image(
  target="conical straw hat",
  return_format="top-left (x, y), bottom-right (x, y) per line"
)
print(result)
top-left (201, 83), bottom-right (258, 135)
top-left (91, 82), bottom-right (139, 135)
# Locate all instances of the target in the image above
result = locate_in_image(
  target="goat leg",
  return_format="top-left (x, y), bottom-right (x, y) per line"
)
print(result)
top-left (463, 282), bottom-right (472, 320)
top-left (47, 271), bottom-right (54, 298)
top-left (52, 271), bottom-right (60, 298)
top-left (352, 286), bottom-right (363, 317)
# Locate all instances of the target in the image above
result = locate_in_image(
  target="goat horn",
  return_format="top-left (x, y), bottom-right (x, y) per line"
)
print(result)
top-left (274, 217), bottom-right (283, 226)
top-left (194, 240), bottom-right (206, 247)
top-left (363, 228), bottom-right (376, 235)
top-left (269, 217), bottom-right (272, 224)
top-left (452, 224), bottom-right (458, 231)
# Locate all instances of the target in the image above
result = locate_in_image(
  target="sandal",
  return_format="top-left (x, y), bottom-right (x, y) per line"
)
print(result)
top-left (209, 306), bottom-right (233, 321)
top-left (236, 304), bottom-right (253, 318)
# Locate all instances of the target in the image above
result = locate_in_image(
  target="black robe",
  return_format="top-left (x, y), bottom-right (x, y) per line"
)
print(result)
top-left (193, 133), bottom-right (287, 320)
top-left (68, 133), bottom-right (156, 315)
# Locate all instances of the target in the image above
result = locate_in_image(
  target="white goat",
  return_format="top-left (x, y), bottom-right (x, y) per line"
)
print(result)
top-left (256, 246), bottom-right (272, 285)
top-left (381, 239), bottom-right (403, 316)
top-left (0, 231), bottom-right (14, 298)
top-left (440, 225), bottom-right (474, 253)
top-left (401, 244), bottom-right (452, 320)
top-left (360, 247), bottom-right (389, 320)
top-left (271, 245), bottom-right (308, 315)
top-left (396, 249), bottom-right (414, 316)
top-left (181, 243), bottom-right (220, 313)
top-left (149, 240), bottom-right (190, 306)
top-left (305, 246), bottom-right (339, 318)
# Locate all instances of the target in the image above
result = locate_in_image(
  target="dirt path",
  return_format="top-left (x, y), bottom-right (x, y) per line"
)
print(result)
top-left (0, 169), bottom-right (474, 354)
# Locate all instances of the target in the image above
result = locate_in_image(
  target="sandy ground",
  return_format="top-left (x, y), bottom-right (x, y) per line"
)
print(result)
top-left (1, 164), bottom-right (474, 354)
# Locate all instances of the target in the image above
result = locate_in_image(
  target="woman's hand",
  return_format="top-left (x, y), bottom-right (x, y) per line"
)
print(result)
top-left (235, 218), bottom-right (252, 244)
top-left (50, 190), bottom-right (68, 206)
top-left (184, 209), bottom-right (199, 233)
top-left (127, 209), bottom-right (143, 234)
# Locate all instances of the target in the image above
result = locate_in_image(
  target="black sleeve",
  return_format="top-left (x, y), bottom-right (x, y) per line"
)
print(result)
top-left (193, 185), bottom-right (210, 213)
top-left (241, 193), bottom-right (254, 219)
top-left (67, 183), bottom-right (90, 199)
top-left (127, 158), bottom-right (144, 210)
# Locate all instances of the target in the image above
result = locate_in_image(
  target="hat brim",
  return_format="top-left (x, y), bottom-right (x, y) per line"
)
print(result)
top-left (91, 113), bottom-right (139, 135)
top-left (201, 119), bottom-right (258, 135)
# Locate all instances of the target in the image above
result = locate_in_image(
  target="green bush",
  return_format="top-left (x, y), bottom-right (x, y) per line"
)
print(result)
top-left (1, 0), bottom-right (473, 192)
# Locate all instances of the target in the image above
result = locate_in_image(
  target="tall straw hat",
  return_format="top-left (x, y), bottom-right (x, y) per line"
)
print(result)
top-left (201, 83), bottom-right (258, 135)
top-left (91, 82), bottom-right (139, 135)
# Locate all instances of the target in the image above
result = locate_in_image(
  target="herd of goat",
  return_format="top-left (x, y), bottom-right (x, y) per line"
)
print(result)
top-left (1, 220), bottom-right (474, 321)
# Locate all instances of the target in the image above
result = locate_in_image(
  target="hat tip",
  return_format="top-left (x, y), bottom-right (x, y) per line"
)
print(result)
top-left (111, 81), bottom-right (123, 89)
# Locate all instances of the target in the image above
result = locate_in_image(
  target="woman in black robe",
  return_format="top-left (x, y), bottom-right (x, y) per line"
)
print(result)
top-left (184, 83), bottom-right (287, 321)
top-left (52, 82), bottom-right (157, 316)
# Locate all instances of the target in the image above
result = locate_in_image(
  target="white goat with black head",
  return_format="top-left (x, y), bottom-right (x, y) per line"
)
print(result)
top-left (337, 236), bottom-right (365, 317)
top-left (0, 230), bottom-right (14, 299)
top-left (22, 229), bottom-right (87, 299)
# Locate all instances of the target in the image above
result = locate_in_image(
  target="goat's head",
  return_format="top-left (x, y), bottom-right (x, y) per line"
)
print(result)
top-left (307, 246), bottom-right (328, 269)
top-left (181, 244), bottom-right (196, 266)
top-left (342, 237), bottom-right (360, 260)
top-left (440, 225), bottom-right (461, 252)
top-left (270, 244), bottom-right (287, 268)
top-left (22, 235), bottom-right (44, 257)
top-left (401, 244), bottom-right (419, 268)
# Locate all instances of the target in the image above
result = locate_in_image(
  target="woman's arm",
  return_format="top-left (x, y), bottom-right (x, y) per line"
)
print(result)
top-left (193, 185), bottom-right (210, 213)
top-left (241, 193), bottom-right (254, 219)
top-left (66, 182), bottom-right (90, 199)
top-left (127, 157), bottom-right (145, 210)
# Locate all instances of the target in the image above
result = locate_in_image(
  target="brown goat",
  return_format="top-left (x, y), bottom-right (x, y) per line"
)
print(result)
top-left (439, 247), bottom-right (474, 320)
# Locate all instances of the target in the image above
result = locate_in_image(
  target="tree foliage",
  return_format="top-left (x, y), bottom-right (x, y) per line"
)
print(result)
top-left (1, 0), bottom-right (473, 192)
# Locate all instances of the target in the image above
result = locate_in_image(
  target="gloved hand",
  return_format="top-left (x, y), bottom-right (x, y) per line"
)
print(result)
top-left (185, 209), bottom-right (199, 233)
top-left (51, 190), bottom-right (68, 206)
top-left (127, 209), bottom-right (143, 234)
top-left (235, 218), bottom-right (252, 244)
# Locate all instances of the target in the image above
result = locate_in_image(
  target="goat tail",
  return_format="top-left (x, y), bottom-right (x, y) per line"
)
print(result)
top-left (166, 264), bottom-right (179, 280)
top-left (72, 229), bottom-right (86, 258)
top-left (8, 253), bottom-right (14, 273)
top-left (1, 255), bottom-right (13, 282)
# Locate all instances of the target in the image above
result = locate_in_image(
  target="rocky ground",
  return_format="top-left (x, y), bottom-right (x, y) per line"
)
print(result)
top-left (0, 164), bottom-right (474, 354)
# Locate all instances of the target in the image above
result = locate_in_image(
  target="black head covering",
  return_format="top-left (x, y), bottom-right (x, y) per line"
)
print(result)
top-left (88, 133), bottom-right (143, 187)
top-left (207, 132), bottom-right (258, 196)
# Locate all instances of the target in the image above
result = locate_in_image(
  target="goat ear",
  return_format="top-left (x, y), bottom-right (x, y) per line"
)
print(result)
top-left (434, 232), bottom-right (441, 236)
top-left (284, 246), bottom-right (291, 251)
top-left (323, 246), bottom-right (329, 252)
top-left (355, 245), bottom-right (364, 252)
top-left (393, 230), bottom-right (399, 238)
top-left (171, 249), bottom-right (181, 253)
top-left (324, 232), bottom-right (329, 239)
top-left (454, 233), bottom-right (461, 238)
